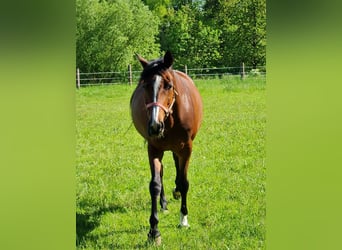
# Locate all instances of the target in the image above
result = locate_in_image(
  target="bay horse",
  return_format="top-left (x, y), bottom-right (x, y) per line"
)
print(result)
top-left (130, 51), bottom-right (203, 244)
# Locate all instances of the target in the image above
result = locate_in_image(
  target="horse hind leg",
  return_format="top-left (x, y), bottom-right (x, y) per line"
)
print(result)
top-left (159, 163), bottom-right (168, 212)
top-left (172, 188), bottom-right (181, 200)
top-left (178, 177), bottom-right (190, 227)
top-left (172, 152), bottom-right (182, 200)
top-left (173, 151), bottom-right (191, 228)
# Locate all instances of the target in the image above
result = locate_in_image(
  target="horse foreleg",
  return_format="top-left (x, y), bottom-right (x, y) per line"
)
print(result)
top-left (147, 146), bottom-right (163, 244)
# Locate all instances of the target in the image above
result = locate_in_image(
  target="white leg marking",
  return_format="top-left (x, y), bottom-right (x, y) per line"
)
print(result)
top-left (179, 212), bottom-right (190, 227)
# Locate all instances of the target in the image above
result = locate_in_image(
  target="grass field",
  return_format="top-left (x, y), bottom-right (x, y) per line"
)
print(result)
top-left (76, 76), bottom-right (266, 249)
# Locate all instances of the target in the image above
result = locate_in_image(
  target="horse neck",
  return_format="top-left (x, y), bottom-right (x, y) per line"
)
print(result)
top-left (170, 70), bottom-right (190, 113)
top-left (172, 70), bottom-right (193, 94)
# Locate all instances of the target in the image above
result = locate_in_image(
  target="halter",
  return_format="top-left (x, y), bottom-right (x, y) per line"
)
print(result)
top-left (145, 89), bottom-right (178, 118)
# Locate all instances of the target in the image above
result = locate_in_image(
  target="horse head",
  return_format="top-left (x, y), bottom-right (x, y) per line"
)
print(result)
top-left (136, 51), bottom-right (178, 137)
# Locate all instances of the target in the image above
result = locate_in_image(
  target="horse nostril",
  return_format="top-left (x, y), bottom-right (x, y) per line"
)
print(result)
top-left (148, 121), bottom-right (158, 136)
top-left (159, 121), bottom-right (165, 131)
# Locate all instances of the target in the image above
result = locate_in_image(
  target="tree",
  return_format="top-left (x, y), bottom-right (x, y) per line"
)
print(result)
top-left (76, 0), bottom-right (266, 73)
top-left (228, 0), bottom-right (266, 67)
top-left (204, 0), bottom-right (266, 68)
top-left (142, 0), bottom-right (172, 18)
top-left (76, 0), bottom-right (160, 72)
top-left (159, 4), bottom-right (221, 69)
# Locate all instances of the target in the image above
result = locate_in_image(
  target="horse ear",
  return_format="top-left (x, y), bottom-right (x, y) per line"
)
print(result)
top-left (163, 50), bottom-right (174, 68)
top-left (135, 53), bottom-right (148, 68)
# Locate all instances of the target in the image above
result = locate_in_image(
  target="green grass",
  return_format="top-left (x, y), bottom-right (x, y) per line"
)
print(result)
top-left (76, 76), bottom-right (266, 249)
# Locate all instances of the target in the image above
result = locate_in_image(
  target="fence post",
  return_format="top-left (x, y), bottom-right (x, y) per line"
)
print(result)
top-left (76, 68), bottom-right (80, 89)
top-left (240, 62), bottom-right (245, 80)
top-left (184, 65), bottom-right (188, 75)
top-left (128, 64), bottom-right (132, 85)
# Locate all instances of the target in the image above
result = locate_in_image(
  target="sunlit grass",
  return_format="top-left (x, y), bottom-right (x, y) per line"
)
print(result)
top-left (76, 76), bottom-right (266, 249)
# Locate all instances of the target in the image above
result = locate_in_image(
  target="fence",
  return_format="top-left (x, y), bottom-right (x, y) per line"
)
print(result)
top-left (76, 64), bottom-right (266, 88)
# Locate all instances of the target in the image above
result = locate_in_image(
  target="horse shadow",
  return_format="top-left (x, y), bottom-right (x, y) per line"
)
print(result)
top-left (76, 204), bottom-right (127, 246)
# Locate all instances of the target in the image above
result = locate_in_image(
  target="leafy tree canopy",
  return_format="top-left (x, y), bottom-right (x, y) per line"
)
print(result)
top-left (76, 0), bottom-right (266, 71)
top-left (76, 0), bottom-right (160, 72)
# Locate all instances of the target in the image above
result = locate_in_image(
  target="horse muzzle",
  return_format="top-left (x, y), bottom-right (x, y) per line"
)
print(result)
top-left (148, 119), bottom-right (165, 137)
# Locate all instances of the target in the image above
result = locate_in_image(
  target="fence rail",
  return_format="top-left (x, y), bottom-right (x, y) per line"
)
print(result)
top-left (76, 65), bottom-right (266, 87)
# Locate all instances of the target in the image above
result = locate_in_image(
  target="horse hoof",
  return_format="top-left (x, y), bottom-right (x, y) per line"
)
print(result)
top-left (148, 235), bottom-right (162, 246)
top-left (178, 223), bottom-right (190, 228)
top-left (160, 208), bottom-right (169, 214)
top-left (178, 213), bottom-right (190, 228)
top-left (178, 221), bottom-right (190, 228)
top-left (148, 229), bottom-right (161, 246)
top-left (173, 188), bottom-right (181, 200)
top-left (154, 235), bottom-right (162, 246)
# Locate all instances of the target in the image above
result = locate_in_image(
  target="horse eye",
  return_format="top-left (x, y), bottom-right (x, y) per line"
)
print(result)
top-left (164, 82), bottom-right (173, 90)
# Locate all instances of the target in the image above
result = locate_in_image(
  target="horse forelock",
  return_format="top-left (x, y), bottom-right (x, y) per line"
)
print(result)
top-left (141, 58), bottom-right (171, 79)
